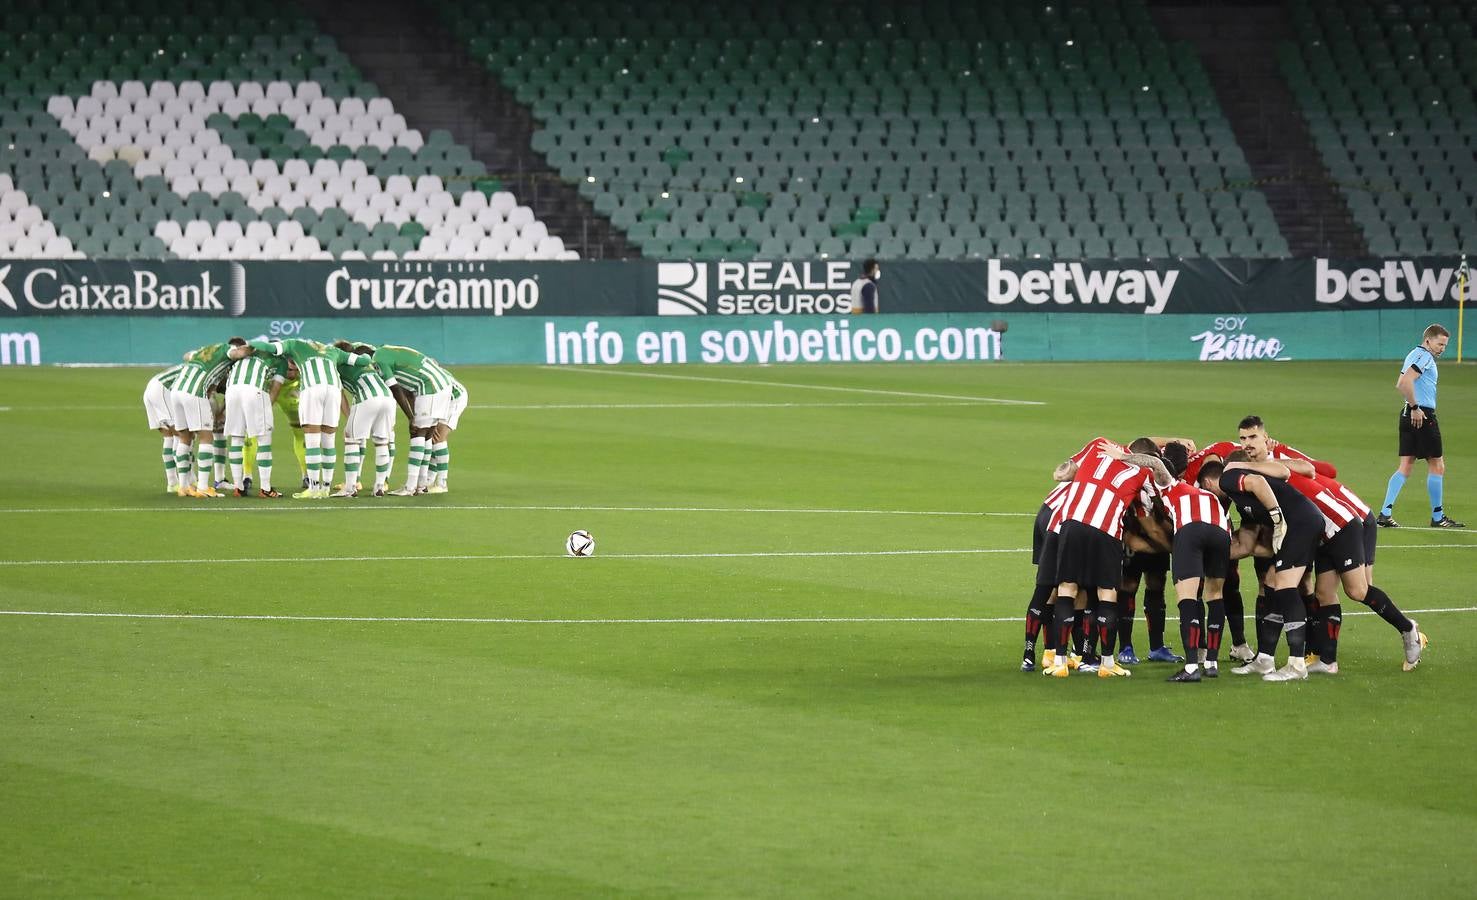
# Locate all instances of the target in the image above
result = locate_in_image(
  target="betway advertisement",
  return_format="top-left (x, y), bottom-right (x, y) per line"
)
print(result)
top-left (0, 257), bottom-right (1469, 318)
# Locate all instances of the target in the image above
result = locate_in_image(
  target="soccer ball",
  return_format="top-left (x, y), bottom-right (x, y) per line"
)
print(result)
top-left (566, 530), bottom-right (595, 557)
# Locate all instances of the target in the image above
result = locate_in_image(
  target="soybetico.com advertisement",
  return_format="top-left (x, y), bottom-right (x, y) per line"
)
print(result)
top-left (542, 317), bottom-right (1003, 365)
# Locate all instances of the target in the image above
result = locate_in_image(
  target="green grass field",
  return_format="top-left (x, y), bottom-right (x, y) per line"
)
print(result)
top-left (2, 359), bottom-right (1475, 897)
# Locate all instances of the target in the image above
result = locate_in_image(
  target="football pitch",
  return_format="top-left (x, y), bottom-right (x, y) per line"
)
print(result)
top-left (2, 359), bottom-right (1474, 897)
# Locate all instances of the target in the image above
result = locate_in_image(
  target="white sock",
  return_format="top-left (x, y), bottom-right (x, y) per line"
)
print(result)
top-left (320, 434), bottom-right (337, 491)
top-left (229, 437), bottom-right (245, 490)
top-left (342, 440), bottom-right (363, 492)
top-left (258, 432), bottom-right (274, 492)
top-left (195, 440), bottom-right (212, 490)
top-left (174, 438), bottom-right (192, 485)
top-left (406, 436), bottom-right (427, 488)
top-left (212, 434), bottom-right (227, 483)
top-left (1184, 663), bottom-right (1198, 674)
top-left (163, 436), bottom-right (178, 487)
top-left (431, 440), bottom-right (448, 487)
top-left (304, 431), bottom-right (324, 491)
top-left (374, 442), bottom-right (390, 490)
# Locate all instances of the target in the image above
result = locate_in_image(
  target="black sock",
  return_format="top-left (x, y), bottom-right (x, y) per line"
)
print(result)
top-left (1273, 586), bottom-right (1306, 658)
top-left (1305, 599), bottom-right (1324, 659)
top-left (1177, 598), bottom-right (1202, 666)
top-left (1255, 593), bottom-right (1279, 656)
top-left (1072, 604), bottom-right (1088, 655)
top-left (1024, 583), bottom-right (1055, 661)
top-left (1205, 599), bottom-right (1226, 662)
top-left (1054, 596), bottom-right (1077, 655)
top-left (1145, 587), bottom-right (1167, 649)
top-left (1116, 590), bottom-right (1136, 647)
top-left (1361, 584), bottom-right (1413, 633)
top-left (1096, 602), bottom-right (1120, 658)
top-left (1081, 600), bottom-right (1101, 657)
top-left (1321, 604), bottom-right (1342, 664)
top-left (1224, 564), bottom-right (1246, 645)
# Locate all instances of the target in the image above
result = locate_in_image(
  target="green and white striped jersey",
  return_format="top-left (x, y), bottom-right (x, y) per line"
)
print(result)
top-left (150, 363), bottom-right (185, 389)
top-left (373, 344), bottom-right (454, 394)
top-left (248, 338), bottom-right (367, 390)
top-left (173, 343), bottom-right (235, 397)
top-left (340, 360), bottom-right (393, 404)
top-left (227, 353), bottom-right (287, 392)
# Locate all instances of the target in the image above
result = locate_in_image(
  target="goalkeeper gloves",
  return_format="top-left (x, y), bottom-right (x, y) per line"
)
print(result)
top-left (1269, 506), bottom-right (1287, 554)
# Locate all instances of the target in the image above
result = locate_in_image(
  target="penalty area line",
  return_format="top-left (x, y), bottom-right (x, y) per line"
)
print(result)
top-left (2, 606), bottom-right (1475, 626)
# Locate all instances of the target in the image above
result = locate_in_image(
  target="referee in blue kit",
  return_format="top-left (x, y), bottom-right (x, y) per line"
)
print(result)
top-left (1379, 322), bottom-right (1464, 528)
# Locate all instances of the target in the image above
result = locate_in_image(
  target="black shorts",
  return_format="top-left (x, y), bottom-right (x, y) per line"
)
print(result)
top-left (1273, 514), bottom-right (1322, 573)
top-left (1055, 520), bottom-right (1124, 590)
top-left (1172, 522), bottom-right (1231, 583)
top-left (1398, 407), bottom-right (1443, 459)
top-left (1032, 503), bottom-right (1052, 565)
top-left (1315, 524), bottom-right (1367, 574)
top-left (1035, 531), bottom-right (1060, 586)
top-left (1123, 550), bottom-right (1170, 580)
top-left (1362, 513), bottom-right (1377, 566)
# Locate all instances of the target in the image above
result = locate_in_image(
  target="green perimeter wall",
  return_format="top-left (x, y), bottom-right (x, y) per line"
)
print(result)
top-left (0, 309), bottom-right (1463, 366)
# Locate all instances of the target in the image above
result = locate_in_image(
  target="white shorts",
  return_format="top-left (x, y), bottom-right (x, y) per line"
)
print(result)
top-left (225, 384), bottom-right (274, 439)
top-left (412, 388), bottom-right (454, 428)
top-left (345, 395), bottom-right (396, 443)
top-left (144, 379), bottom-right (173, 430)
top-left (169, 389), bottom-right (213, 433)
top-left (447, 387), bottom-right (469, 431)
top-left (297, 384), bottom-right (342, 428)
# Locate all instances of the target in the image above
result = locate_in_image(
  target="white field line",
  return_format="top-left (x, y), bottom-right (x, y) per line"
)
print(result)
top-left (469, 400), bottom-right (994, 409)
top-left (0, 542), bottom-right (1470, 568)
top-left (2, 606), bottom-right (1474, 626)
top-left (549, 366), bottom-right (1046, 405)
top-left (0, 547), bottom-right (1033, 567)
top-left (0, 504), bottom-right (1034, 517)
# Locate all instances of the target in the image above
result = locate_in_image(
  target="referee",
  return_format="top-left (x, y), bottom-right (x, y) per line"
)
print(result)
top-left (1379, 323), bottom-right (1463, 528)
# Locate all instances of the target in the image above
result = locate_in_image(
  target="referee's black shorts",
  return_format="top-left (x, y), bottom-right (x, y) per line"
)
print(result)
top-left (1398, 406), bottom-right (1443, 459)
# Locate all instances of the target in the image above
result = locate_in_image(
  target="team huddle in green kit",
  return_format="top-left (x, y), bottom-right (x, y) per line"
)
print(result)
top-left (142, 337), bottom-right (467, 500)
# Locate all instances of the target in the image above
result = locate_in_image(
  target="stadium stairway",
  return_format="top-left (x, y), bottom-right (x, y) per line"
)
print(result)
top-left (299, 0), bottom-right (634, 259)
top-left (1151, 3), bottom-right (1365, 256)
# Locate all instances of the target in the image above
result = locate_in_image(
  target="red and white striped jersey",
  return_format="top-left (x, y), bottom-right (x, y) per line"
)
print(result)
top-left (1314, 473), bottom-right (1370, 519)
top-left (1288, 473), bottom-right (1363, 538)
top-left (1182, 440), bottom-right (1238, 484)
top-left (1051, 451), bottom-right (1158, 539)
top-left (1269, 441), bottom-right (1338, 479)
top-left (1069, 437), bottom-right (1124, 467)
top-left (1043, 481), bottom-right (1071, 514)
top-left (1161, 480), bottom-right (1231, 533)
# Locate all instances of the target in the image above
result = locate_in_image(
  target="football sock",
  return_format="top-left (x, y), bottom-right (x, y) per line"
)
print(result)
top-left (406, 436), bottom-right (427, 488)
top-left (416, 444), bottom-right (433, 490)
top-left (162, 437), bottom-right (177, 487)
top-left (243, 436), bottom-right (257, 473)
top-left (1360, 584), bottom-right (1413, 633)
top-left (1224, 564), bottom-right (1246, 645)
top-left (195, 440), bottom-right (213, 491)
top-left (1025, 584), bottom-right (1054, 661)
top-left (374, 442), bottom-right (391, 490)
top-left (258, 439), bottom-right (273, 492)
top-left (304, 431), bottom-right (322, 490)
top-left (1320, 604), bottom-right (1342, 664)
top-left (1302, 593), bottom-right (1321, 658)
top-left (320, 436), bottom-right (337, 491)
top-left (1096, 602), bottom-right (1120, 658)
top-left (212, 435), bottom-right (227, 482)
top-left (175, 441), bottom-right (192, 486)
top-left (342, 440), bottom-right (363, 492)
top-left (1254, 594), bottom-right (1278, 656)
top-left (1176, 598), bottom-right (1202, 662)
top-left (1273, 587), bottom-right (1306, 658)
top-left (1145, 586), bottom-right (1167, 649)
top-left (1116, 590), bottom-right (1136, 647)
top-left (431, 440), bottom-right (449, 487)
top-left (1177, 599), bottom-right (1203, 672)
top-left (1205, 599), bottom-right (1225, 662)
top-left (1381, 471), bottom-right (1406, 516)
top-left (1053, 597), bottom-right (1076, 655)
top-left (1428, 474), bottom-right (1444, 517)
top-left (229, 437), bottom-right (245, 489)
